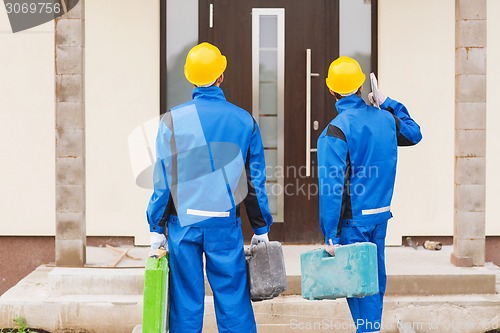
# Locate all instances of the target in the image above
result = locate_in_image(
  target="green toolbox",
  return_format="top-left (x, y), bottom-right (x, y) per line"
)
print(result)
top-left (300, 242), bottom-right (378, 300)
top-left (142, 249), bottom-right (169, 333)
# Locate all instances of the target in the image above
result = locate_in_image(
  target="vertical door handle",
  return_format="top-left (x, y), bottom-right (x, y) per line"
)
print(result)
top-left (209, 3), bottom-right (214, 28)
top-left (306, 49), bottom-right (319, 177)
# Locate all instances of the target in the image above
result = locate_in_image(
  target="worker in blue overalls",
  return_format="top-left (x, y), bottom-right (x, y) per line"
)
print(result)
top-left (147, 42), bottom-right (273, 333)
top-left (317, 56), bottom-right (422, 333)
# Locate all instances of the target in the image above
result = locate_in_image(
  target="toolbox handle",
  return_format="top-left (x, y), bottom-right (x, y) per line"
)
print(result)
top-left (320, 248), bottom-right (339, 261)
top-left (150, 247), bottom-right (168, 259)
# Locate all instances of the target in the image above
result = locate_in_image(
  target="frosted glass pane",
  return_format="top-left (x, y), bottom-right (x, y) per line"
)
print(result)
top-left (260, 50), bottom-right (277, 82)
top-left (260, 16), bottom-right (278, 48)
top-left (252, 8), bottom-right (284, 221)
top-left (259, 83), bottom-right (277, 115)
top-left (264, 150), bottom-right (277, 180)
top-left (259, 116), bottom-right (277, 147)
top-left (265, 183), bottom-right (278, 215)
top-left (167, 0), bottom-right (198, 109)
top-left (340, 0), bottom-right (371, 99)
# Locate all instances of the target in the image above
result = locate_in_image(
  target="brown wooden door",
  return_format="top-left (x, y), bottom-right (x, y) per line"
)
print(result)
top-left (199, 0), bottom-right (339, 243)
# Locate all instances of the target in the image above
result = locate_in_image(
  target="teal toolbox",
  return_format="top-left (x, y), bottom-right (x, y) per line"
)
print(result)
top-left (300, 242), bottom-right (379, 300)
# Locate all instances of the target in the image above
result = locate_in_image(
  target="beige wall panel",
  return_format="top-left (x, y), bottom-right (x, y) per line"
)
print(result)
top-left (379, 0), bottom-right (455, 244)
top-left (0, 11), bottom-right (55, 235)
top-left (85, 0), bottom-right (159, 245)
top-left (486, 0), bottom-right (500, 235)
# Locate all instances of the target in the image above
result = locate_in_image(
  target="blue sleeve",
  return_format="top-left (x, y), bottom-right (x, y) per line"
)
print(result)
top-left (317, 128), bottom-right (348, 245)
top-left (381, 97), bottom-right (423, 146)
top-left (244, 120), bottom-right (273, 235)
top-left (146, 118), bottom-right (172, 234)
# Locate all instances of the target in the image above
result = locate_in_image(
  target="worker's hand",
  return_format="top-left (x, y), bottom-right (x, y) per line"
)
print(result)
top-left (250, 233), bottom-right (269, 247)
top-left (368, 91), bottom-right (387, 107)
top-left (325, 239), bottom-right (340, 256)
top-left (150, 232), bottom-right (167, 254)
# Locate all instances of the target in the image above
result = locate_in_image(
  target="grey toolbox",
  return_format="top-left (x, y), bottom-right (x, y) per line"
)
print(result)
top-left (246, 241), bottom-right (287, 301)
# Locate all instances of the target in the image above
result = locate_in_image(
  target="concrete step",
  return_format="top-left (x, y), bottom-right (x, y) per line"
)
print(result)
top-left (48, 267), bottom-right (144, 295)
top-left (385, 273), bottom-right (496, 296)
top-left (46, 266), bottom-right (497, 299)
top-left (136, 293), bottom-right (500, 333)
top-left (383, 246), bottom-right (498, 296)
top-left (45, 245), bottom-right (499, 297)
top-left (0, 266), bottom-right (143, 333)
top-left (2, 265), bottom-right (500, 333)
top-left (203, 295), bottom-right (500, 333)
top-left (277, 273), bottom-right (497, 297)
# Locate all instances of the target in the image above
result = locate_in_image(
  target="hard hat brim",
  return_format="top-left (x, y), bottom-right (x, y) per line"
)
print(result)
top-left (325, 73), bottom-right (365, 95)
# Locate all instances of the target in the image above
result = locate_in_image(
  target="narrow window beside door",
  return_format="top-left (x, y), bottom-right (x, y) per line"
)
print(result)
top-left (252, 8), bottom-right (285, 222)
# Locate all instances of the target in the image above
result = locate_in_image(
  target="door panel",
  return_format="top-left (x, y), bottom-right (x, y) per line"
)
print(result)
top-left (200, 0), bottom-right (339, 243)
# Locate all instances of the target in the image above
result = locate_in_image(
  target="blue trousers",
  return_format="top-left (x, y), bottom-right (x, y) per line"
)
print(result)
top-left (340, 221), bottom-right (388, 333)
top-left (167, 216), bottom-right (256, 333)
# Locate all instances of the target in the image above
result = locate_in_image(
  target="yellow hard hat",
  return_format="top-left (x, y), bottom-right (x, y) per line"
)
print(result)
top-left (325, 56), bottom-right (365, 95)
top-left (184, 42), bottom-right (227, 86)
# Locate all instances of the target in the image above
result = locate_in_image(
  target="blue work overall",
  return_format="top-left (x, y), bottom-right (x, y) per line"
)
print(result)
top-left (147, 86), bottom-right (273, 333)
top-left (317, 94), bottom-right (422, 333)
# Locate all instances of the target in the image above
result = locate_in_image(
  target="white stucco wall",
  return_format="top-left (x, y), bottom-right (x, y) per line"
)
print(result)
top-left (486, 0), bottom-right (500, 235)
top-left (379, 0), bottom-right (455, 244)
top-left (85, 0), bottom-right (159, 245)
top-left (0, 1), bottom-right (160, 243)
top-left (1, 1), bottom-right (497, 245)
top-left (0, 11), bottom-right (55, 235)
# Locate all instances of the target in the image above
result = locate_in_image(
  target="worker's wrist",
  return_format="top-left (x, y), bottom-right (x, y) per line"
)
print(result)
top-left (253, 226), bottom-right (269, 235)
top-left (149, 224), bottom-right (165, 234)
top-left (325, 237), bottom-right (340, 245)
top-left (380, 96), bottom-right (393, 110)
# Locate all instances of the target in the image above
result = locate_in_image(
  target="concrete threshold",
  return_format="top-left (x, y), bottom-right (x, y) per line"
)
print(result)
top-left (0, 245), bottom-right (499, 332)
top-left (282, 245), bottom-right (498, 296)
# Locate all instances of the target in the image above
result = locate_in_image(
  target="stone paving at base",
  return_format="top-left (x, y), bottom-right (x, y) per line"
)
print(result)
top-left (1, 245), bottom-right (499, 333)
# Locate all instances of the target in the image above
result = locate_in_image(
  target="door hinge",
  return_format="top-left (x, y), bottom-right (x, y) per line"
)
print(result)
top-left (209, 3), bottom-right (214, 28)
